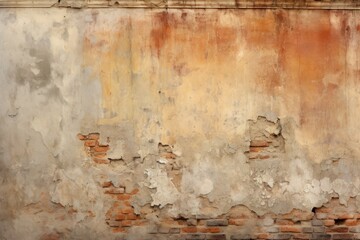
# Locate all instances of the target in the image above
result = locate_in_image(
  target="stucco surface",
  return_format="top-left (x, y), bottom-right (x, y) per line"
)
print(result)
top-left (1, 8), bottom-right (360, 239)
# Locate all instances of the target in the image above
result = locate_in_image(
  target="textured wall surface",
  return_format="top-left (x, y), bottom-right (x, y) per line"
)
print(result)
top-left (1, 8), bottom-right (360, 240)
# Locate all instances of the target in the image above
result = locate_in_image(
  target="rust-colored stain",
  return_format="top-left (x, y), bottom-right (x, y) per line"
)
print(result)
top-left (82, 9), bottom-right (359, 150)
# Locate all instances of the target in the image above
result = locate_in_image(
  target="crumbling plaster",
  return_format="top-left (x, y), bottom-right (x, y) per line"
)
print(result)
top-left (1, 8), bottom-right (360, 239)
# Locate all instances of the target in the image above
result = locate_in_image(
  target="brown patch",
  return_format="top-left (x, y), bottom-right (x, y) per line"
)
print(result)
top-left (150, 12), bottom-right (173, 57)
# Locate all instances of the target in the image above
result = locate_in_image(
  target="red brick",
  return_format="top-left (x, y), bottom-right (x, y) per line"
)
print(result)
top-left (88, 133), bottom-right (100, 140)
top-left (93, 145), bottom-right (109, 152)
top-left (113, 213), bottom-right (126, 221)
top-left (112, 227), bottom-right (126, 233)
top-left (276, 219), bottom-right (294, 225)
top-left (279, 226), bottom-right (301, 233)
top-left (326, 227), bottom-right (349, 232)
top-left (256, 233), bottom-right (270, 239)
top-left (77, 134), bottom-right (87, 140)
top-left (84, 140), bottom-right (97, 147)
top-left (127, 213), bottom-right (138, 220)
top-left (121, 208), bottom-right (134, 214)
top-left (293, 233), bottom-right (311, 240)
top-left (345, 219), bottom-right (357, 226)
top-left (182, 227), bottom-right (197, 233)
top-left (323, 219), bottom-right (335, 227)
top-left (250, 140), bottom-right (270, 147)
top-left (198, 227), bottom-right (221, 233)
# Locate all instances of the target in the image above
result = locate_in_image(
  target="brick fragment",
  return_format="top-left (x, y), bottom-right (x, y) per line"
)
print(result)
top-left (326, 226), bottom-right (349, 232)
top-left (345, 219), bottom-right (358, 226)
top-left (265, 227), bottom-right (279, 233)
top-left (93, 145), bottom-right (109, 152)
top-left (230, 234), bottom-right (253, 240)
top-left (316, 213), bottom-right (328, 219)
top-left (206, 219), bottom-right (228, 226)
top-left (182, 227), bottom-right (197, 233)
top-left (332, 234), bottom-right (354, 240)
top-left (279, 225), bottom-right (301, 233)
top-left (121, 220), bottom-right (132, 227)
top-left (198, 227), bottom-right (221, 233)
top-left (313, 226), bottom-right (325, 233)
top-left (93, 158), bottom-right (110, 164)
top-left (323, 219), bottom-right (335, 227)
top-left (205, 234), bottom-right (226, 240)
top-left (106, 220), bottom-right (122, 227)
top-left (302, 227), bottom-right (313, 233)
top-left (84, 140), bottom-right (97, 147)
top-left (311, 219), bottom-right (323, 226)
top-left (187, 219), bottom-right (197, 226)
top-left (293, 233), bottom-right (311, 240)
top-left (87, 133), bottom-right (100, 140)
top-left (311, 233), bottom-right (331, 240)
top-left (104, 187), bottom-right (125, 194)
top-left (183, 234), bottom-right (206, 240)
top-left (271, 234), bottom-right (292, 240)
top-left (250, 140), bottom-right (270, 147)
top-left (276, 219), bottom-right (294, 225)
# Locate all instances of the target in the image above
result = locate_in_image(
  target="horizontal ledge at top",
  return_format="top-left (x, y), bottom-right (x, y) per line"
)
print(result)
top-left (1, 0), bottom-right (360, 9)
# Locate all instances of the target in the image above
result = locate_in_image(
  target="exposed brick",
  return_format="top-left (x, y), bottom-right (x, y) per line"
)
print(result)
top-left (332, 233), bottom-right (354, 240)
top-left (187, 219), bottom-right (198, 226)
top-left (271, 234), bottom-right (292, 240)
top-left (117, 194), bottom-right (131, 200)
top-left (205, 234), bottom-right (226, 240)
top-left (106, 220), bottom-right (122, 227)
top-left (302, 227), bottom-right (313, 233)
top-left (311, 219), bottom-right (323, 226)
top-left (338, 213), bottom-right (355, 219)
top-left (93, 145), bottom-right (109, 152)
top-left (326, 227), bottom-right (349, 233)
top-left (113, 213), bottom-right (126, 221)
top-left (93, 158), bottom-right (110, 164)
top-left (182, 227), bottom-right (198, 233)
top-left (104, 187), bottom-right (125, 194)
top-left (206, 219), bottom-right (228, 226)
top-left (311, 233), bottom-right (331, 240)
top-left (121, 220), bottom-right (132, 227)
top-left (279, 226), bottom-right (301, 233)
top-left (169, 228), bottom-right (181, 234)
top-left (323, 219), bottom-right (335, 227)
top-left (121, 207), bottom-right (134, 214)
top-left (345, 219), bottom-right (358, 226)
top-left (351, 227), bottom-right (360, 233)
top-left (263, 217), bottom-right (274, 226)
top-left (230, 234), bottom-right (254, 240)
top-left (265, 227), bottom-right (279, 233)
top-left (198, 227), bottom-right (221, 233)
top-left (256, 233), bottom-right (270, 239)
top-left (316, 213), bottom-right (328, 219)
top-left (293, 233), bottom-right (311, 240)
top-left (127, 213), bottom-right (138, 220)
top-left (183, 234), bottom-right (206, 240)
top-left (87, 133), bottom-right (100, 140)
top-left (84, 140), bottom-right (97, 147)
top-left (250, 140), bottom-right (270, 147)
top-left (101, 181), bottom-right (113, 188)
top-left (313, 227), bottom-right (325, 233)
top-left (276, 219), bottom-right (294, 225)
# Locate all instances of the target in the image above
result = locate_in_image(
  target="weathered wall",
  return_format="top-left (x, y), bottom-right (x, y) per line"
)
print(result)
top-left (1, 8), bottom-right (360, 240)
